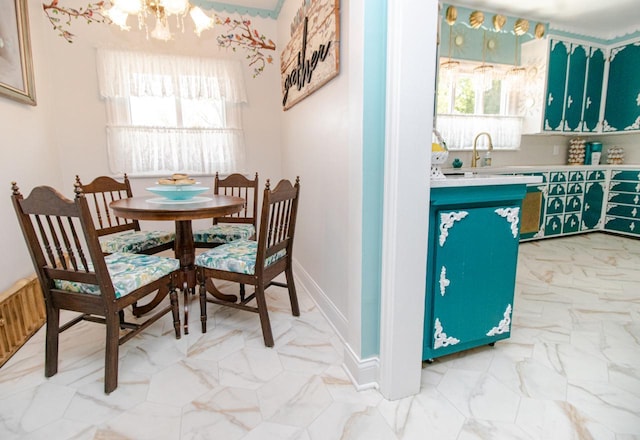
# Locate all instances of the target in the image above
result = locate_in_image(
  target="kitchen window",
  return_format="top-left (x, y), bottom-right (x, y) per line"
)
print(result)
top-left (96, 49), bottom-right (248, 177)
top-left (436, 60), bottom-right (523, 150)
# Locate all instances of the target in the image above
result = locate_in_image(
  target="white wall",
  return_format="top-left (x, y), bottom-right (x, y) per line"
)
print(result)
top-left (444, 133), bottom-right (640, 168)
top-left (0, 0), bottom-right (62, 292)
top-left (0, 0), bottom-right (283, 290)
top-left (277, 0), bottom-right (361, 347)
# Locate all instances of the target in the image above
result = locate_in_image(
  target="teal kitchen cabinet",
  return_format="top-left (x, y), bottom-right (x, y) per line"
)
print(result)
top-left (563, 212), bottom-right (581, 233)
top-left (582, 47), bottom-right (606, 132)
top-left (603, 42), bottom-right (640, 132)
top-left (544, 171), bottom-right (572, 236)
top-left (511, 168), bottom-right (607, 241)
top-left (604, 169), bottom-right (640, 236)
top-left (423, 184), bottom-right (526, 361)
top-left (563, 43), bottom-right (588, 131)
top-left (541, 169), bottom-right (608, 237)
top-left (581, 169), bottom-right (606, 230)
top-left (544, 39), bottom-right (570, 132)
top-left (521, 38), bottom-right (607, 134)
top-left (544, 40), bottom-right (605, 133)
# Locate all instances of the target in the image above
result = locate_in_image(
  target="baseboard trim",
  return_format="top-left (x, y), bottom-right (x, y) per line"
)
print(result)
top-left (343, 343), bottom-right (380, 391)
top-left (292, 259), bottom-right (380, 390)
top-left (292, 259), bottom-right (348, 340)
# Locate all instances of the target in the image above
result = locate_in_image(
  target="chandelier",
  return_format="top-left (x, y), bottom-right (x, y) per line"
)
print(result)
top-left (105, 0), bottom-right (215, 41)
top-left (473, 30), bottom-right (494, 91)
top-left (440, 6), bottom-right (460, 73)
top-left (505, 18), bottom-right (529, 85)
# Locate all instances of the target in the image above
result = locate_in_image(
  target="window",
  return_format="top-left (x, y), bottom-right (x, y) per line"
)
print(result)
top-left (128, 94), bottom-right (225, 128)
top-left (438, 74), bottom-right (511, 116)
top-left (96, 49), bottom-right (248, 176)
top-left (436, 60), bottom-right (523, 150)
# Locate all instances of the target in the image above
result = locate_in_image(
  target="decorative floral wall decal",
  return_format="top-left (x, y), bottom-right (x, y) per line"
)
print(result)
top-left (41, 1), bottom-right (276, 77)
top-left (42, 0), bottom-right (111, 43)
top-left (215, 16), bottom-right (275, 78)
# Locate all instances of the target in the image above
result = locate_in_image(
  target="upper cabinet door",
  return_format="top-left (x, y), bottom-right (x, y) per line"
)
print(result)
top-left (564, 43), bottom-right (588, 131)
top-left (545, 39), bottom-right (570, 131)
top-left (604, 42), bottom-right (640, 132)
top-left (524, 37), bottom-right (639, 134)
top-left (583, 46), bottom-right (606, 132)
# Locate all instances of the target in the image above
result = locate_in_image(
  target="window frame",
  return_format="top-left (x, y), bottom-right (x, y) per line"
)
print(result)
top-left (96, 49), bottom-right (248, 177)
top-left (435, 59), bottom-right (524, 151)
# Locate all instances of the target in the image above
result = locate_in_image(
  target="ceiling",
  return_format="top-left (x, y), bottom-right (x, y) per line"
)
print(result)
top-left (451, 0), bottom-right (640, 40)
top-left (210, 1), bottom-right (640, 41)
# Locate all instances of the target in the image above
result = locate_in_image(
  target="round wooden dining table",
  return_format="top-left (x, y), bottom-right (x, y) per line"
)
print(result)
top-left (110, 194), bottom-right (245, 334)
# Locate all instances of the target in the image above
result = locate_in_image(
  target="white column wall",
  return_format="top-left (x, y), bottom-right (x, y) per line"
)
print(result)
top-left (379, 0), bottom-right (437, 399)
top-left (277, 0), bottom-right (361, 348)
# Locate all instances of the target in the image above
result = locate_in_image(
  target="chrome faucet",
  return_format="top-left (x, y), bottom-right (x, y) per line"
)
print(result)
top-left (471, 132), bottom-right (494, 168)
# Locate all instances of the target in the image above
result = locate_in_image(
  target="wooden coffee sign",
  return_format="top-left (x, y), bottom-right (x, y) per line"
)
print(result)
top-left (281, 0), bottom-right (340, 110)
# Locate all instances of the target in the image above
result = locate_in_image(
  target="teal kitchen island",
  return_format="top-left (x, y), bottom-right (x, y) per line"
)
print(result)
top-left (423, 173), bottom-right (542, 362)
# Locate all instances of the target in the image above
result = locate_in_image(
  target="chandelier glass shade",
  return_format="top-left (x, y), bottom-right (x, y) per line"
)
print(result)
top-left (473, 31), bottom-right (494, 91)
top-left (506, 22), bottom-right (529, 86)
top-left (439, 5), bottom-right (460, 88)
top-left (106, 0), bottom-right (215, 41)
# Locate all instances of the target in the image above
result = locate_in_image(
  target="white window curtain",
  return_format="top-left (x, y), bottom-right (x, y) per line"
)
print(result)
top-left (96, 49), bottom-right (248, 176)
top-left (436, 114), bottom-right (523, 150)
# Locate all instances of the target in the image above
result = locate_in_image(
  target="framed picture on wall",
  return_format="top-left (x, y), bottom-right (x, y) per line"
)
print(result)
top-left (280, 0), bottom-right (340, 111)
top-left (0, 0), bottom-right (36, 105)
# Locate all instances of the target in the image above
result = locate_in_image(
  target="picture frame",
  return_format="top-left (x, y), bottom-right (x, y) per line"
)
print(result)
top-left (0, 0), bottom-right (36, 105)
top-left (280, 0), bottom-right (340, 111)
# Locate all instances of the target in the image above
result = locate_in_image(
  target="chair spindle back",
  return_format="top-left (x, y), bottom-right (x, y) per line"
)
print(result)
top-left (12, 182), bottom-right (115, 300)
top-left (213, 172), bottom-right (259, 226)
top-left (257, 177), bottom-right (300, 267)
top-left (75, 175), bottom-right (140, 237)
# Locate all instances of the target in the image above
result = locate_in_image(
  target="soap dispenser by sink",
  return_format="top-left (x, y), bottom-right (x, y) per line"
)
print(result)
top-left (482, 151), bottom-right (492, 167)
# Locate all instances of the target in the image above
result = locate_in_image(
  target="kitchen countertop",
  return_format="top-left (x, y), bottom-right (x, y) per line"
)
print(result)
top-left (431, 173), bottom-right (542, 188)
top-left (431, 163), bottom-right (640, 188)
top-left (443, 164), bottom-right (640, 175)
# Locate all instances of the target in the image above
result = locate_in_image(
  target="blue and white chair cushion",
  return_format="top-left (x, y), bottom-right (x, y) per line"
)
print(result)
top-left (195, 239), bottom-right (286, 275)
top-left (193, 224), bottom-right (255, 245)
top-left (98, 230), bottom-right (175, 254)
top-left (54, 252), bottom-right (179, 299)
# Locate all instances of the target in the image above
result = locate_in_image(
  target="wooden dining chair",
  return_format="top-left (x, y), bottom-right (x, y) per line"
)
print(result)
top-left (75, 174), bottom-right (174, 255)
top-left (193, 172), bottom-right (259, 248)
top-left (196, 177), bottom-right (300, 347)
top-left (11, 182), bottom-right (181, 394)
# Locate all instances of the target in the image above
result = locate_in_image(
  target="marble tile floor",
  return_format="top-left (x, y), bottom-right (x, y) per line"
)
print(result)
top-left (1, 232), bottom-right (639, 439)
